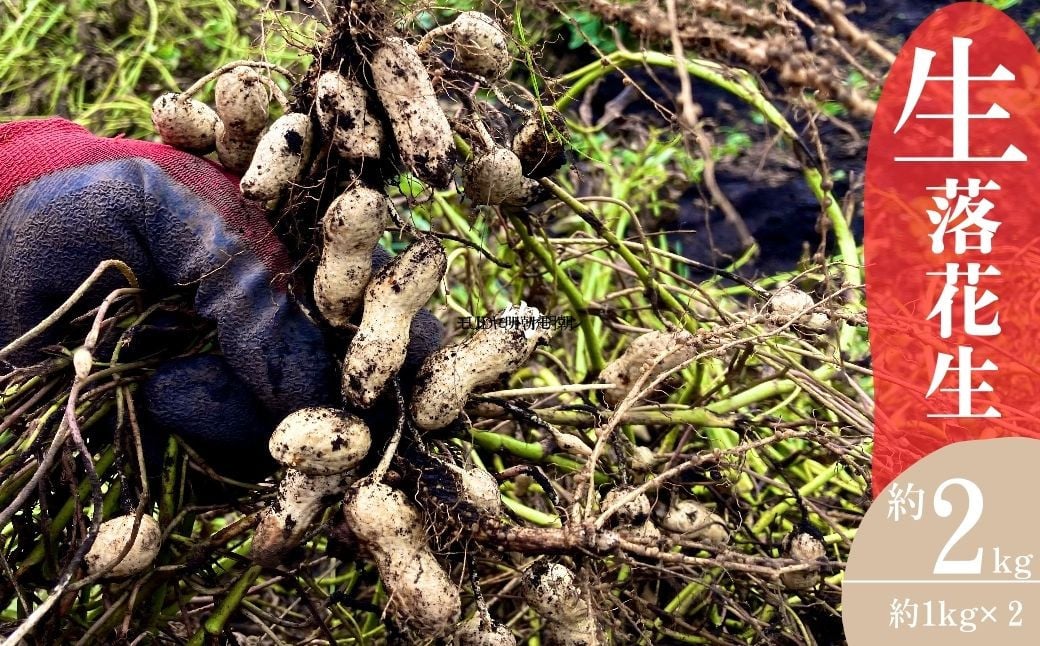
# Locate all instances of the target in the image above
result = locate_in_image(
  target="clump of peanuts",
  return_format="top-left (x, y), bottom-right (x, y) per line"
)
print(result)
top-left (139, 5), bottom-right (780, 643)
top-left (146, 7), bottom-right (580, 639)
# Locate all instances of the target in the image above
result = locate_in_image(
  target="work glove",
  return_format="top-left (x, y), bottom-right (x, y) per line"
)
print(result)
top-left (0, 118), bottom-right (440, 480)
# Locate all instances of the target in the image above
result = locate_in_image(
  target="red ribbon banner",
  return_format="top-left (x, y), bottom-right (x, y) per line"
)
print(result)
top-left (865, 2), bottom-right (1040, 496)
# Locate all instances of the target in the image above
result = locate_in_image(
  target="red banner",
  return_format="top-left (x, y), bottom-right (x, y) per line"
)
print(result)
top-left (865, 2), bottom-right (1040, 496)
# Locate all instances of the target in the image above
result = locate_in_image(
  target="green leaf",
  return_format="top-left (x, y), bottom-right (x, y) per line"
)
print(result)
top-left (565, 10), bottom-right (621, 53)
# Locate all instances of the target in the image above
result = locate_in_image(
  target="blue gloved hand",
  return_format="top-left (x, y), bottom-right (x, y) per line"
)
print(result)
top-left (0, 118), bottom-right (441, 480)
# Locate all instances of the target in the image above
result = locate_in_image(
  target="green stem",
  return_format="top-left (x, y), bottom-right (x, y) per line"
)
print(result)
top-left (158, 434), bottom-right (179, 528)
top-left (188, 564), bottom-right (263, 645)
top-left (501, 496), bottom-right (561, 527)
top-left (540, 179), bottom-right (698, 334)
top-left (510, 215), bottom-right (605, 373)
top-left (470, 430), bottom-right (608, 484)
top-left (532, 407), bottom-right (732, 428)
top-left (557, 51), bottom-right (862, 300)
top-left (20, 447), bottom-right (116, 572)
top-left (751, 464), bottom-right (846, 534)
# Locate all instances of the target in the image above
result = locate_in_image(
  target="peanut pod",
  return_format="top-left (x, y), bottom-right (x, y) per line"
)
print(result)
top-left (780, 528), bottom-right (826, 590)
top-left (315, 70), bottom-right (385, 160)
top-left (85, 514), bottom-right (162, 579)
top-left (269, 407), bottom-right (371, 475)
top-left (314, 185), bottom-right (389, 327)
top-left (342, 236), bottom-right (447, 407)
top-left (215, 119), bottom-right (258, 174)
top-left (446, 463), bottom-right (502, 516)
top-left (522, 562), bottom-right (601, 645)
top-left (370, 37), bottom-right (456, 188)
top-left (599, 330), bottom-right (700, 406)
top-left (412, 303), bottom-right (545, 430)
top-left (463, 147), bottom-right (541, 206)
top-left (151, 93), bottom-right (218, 153)
top-left (251, 470), bottom-right (348, 565)
top-left (343, 481), bottom-right (462, 638)
top-left (511, 106), bottom-right (569, 178)
top-left (214, 65), bottom-right (269, 136)
top-left (240, 112), bottom-right (313, 201)
top-left (448, 12), bottom-right (512, 81)
top-left (601, 487), bottom-right (651, 527)
top-left (453, 613), bottom-right (516, 646)
top-left (658, 499), bottom-right (730, 544)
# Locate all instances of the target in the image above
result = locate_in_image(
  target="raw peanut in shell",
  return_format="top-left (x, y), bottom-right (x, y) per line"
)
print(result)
top-left (315, 71), bottom-right (384, 160)
top-left (72, 346), bottom-right (92, 380)
top-left (780, 528), bottom-right (826, 590)
top-left (343, 480), bottom-right (422, 539)
top-left (215, 66), bottom-right (269, 136)
top-left (85, 515), bottom-right (162, 579)
top-left (767, 286), bottom-right (829, 332)
top-left (240, 112), bottom-right (313, 201)
top-left (251, 470), bottom-right (348, 565)
top-left (449, 12), bottom-right (512, 81)
top-left (521, 562), bottom-right (600, 645)
top-left (658, 500), bottom-right (730, 544)
top-left (511, 107), bottom-right (569, 178)
top-left (768, 285), bottom-right (814, 318)
top-left (215, 119), bottom-right (258, 174)
top-left (463, 147), bottom-right (527, 206)
top-left (599, 330), bottom-right (700, 406)
top-left (269, 407), bottom-right (372, 475)
top-left (314, 186), bottom-right (389, 327)
top-left (601, 487), bottom-right (651, 526)
top-left (343, 481), bottom-right (462, 638)
top-left (602, 488), bottom-right (660, 543)
top-left (453, 613), bottom-right (517, 646)
top-left (801, 311), bottom-right (830, 332)
top-left (446, 464), bottom-right (502, 515)
top-left (151, 93), bottom-right (218, 153)
top-left (370, 37), bottom-right (456, 188)
top-left (630, 446), bottom-right (656, 472)
top-left (342, 236), bottom-right (447, 407)
top-left (411, 302), bottom-right (546, 430)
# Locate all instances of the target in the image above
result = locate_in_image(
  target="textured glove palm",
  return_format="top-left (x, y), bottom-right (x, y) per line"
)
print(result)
top-left (0, 118), bottom-right (439, 480)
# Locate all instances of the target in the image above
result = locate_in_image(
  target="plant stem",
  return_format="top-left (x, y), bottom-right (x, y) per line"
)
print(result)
top-left (510, 215), bottom-right (605, 374)
top-left (187, 564), bottom-right (263, 646)
top-left (556, 51), bottom-right (862, 299)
